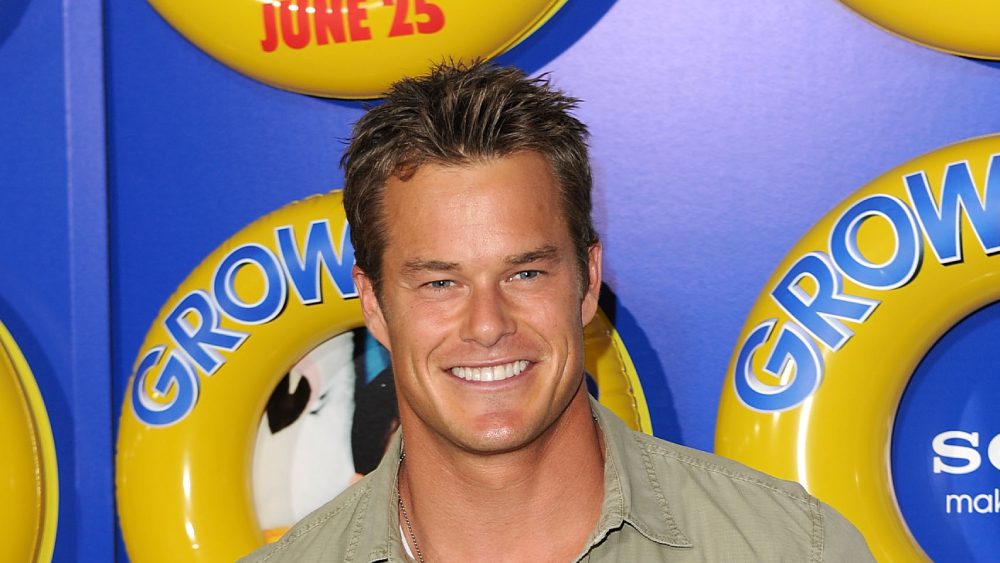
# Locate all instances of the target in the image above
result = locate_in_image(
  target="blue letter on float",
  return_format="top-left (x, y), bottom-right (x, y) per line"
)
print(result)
top-left (905, 157), bottom-right (1000, 264)
top-left (213, 243), bottom-right (288, 324)
top-left (771, 252), bottom-right (878, 351)
top-left (164, 290), bottom-right (247, 375)
top-left (733, 320), bottom-right (824, 412)
top-left (277, 221), bottom-right (358, 302)
top-left (131, 347), bottom-right (200, 426)
top-left (830, 194), bottom-right (922, 290)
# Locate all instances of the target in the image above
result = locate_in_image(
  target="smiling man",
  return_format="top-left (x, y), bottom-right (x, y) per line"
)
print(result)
top-left (242, 62), bottom-right (873, 562)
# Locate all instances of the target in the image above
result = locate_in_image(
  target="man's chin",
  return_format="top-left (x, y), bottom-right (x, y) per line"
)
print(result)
top-left (447, 419), bottom-right (548, 456)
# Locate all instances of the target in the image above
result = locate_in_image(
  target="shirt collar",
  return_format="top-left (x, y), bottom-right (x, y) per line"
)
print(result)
top-left (361, 429), bottom-right (408, 562)
top-left (590, 397), bottom-right (693, 549)
top-left (359, 398), bottom-right (693, 562)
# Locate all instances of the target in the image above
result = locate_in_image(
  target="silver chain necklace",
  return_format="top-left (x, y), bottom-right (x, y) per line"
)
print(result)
top-left (398, 452), bottom-right (426, 563)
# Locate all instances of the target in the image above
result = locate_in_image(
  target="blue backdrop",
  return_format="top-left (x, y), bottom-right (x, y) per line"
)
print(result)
top-left (2, 0), bottom-right (1000, 560)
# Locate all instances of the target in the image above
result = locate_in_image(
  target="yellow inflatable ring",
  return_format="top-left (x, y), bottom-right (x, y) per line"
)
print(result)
top-left (716, 134), bottom-right (1000, 562)
top-left (0, 319), bottom-right (58, 562)
top-left (117, 190), bottom-right (649, 562)
top-left (839, 0), bottom-right (1000, 60)
top-left (149, 0), bottom-right (567, 98)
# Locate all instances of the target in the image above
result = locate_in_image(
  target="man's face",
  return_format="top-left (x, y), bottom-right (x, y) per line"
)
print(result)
top-left (354, 151), bottom-right (601, 455)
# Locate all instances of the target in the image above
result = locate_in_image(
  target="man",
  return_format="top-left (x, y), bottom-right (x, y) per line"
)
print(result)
top-left (243, 62), bottom-right (873, 562)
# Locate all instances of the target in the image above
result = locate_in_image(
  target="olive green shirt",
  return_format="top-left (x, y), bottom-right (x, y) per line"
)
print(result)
top-left (242, 399), bottom-right (873, 562)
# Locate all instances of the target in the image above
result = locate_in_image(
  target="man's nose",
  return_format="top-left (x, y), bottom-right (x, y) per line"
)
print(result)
top-left (459, 285), bottom-right (515, 347)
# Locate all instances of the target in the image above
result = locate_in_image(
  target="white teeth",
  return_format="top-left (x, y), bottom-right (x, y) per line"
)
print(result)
top-left (450, 360), bottom-right (529, 382)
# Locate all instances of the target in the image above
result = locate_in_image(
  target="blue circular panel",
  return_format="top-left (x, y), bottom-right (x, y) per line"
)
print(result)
top-left (892, 301), bottom-right (1000, 562)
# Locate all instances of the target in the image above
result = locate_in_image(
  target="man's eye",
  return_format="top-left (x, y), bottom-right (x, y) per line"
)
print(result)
top-left (425, 280), bottom-right (454, 289)
top-left (512, 270), bottom-right (541, 281)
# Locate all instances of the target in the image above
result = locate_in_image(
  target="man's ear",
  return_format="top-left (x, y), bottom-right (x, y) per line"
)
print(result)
top-left (353, 266), bottom-right (391, 352)
top-left (581, 243), bottom-right (603, 326)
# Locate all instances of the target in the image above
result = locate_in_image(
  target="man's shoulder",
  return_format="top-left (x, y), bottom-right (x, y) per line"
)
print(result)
top-left (609, 425), bottom-right (873, 561)
top-left (628, 429), bottom-right (813, 505)
top-left (238, 477), bottom-right (379, 563)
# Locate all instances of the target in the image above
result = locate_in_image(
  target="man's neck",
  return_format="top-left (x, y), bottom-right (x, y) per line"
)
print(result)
top-left (397, 389), bottom-right (605, 562)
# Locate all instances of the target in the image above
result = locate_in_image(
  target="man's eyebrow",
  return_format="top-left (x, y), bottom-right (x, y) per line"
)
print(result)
top-left (401, 258), bottom-right (460, 275)
top-left (505, 246), bottom-right (561, 266)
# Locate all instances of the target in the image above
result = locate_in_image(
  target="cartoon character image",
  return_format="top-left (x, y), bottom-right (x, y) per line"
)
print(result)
top-left (252, 329), bottom-right (397, 539)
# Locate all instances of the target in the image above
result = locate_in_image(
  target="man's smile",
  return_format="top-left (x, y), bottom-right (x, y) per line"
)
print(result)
top-left (449, 360), bottom-right (531, 382)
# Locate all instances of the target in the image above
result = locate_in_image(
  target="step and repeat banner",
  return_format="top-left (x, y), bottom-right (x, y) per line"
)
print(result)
top-left (147, 0), bottom-right (566, 97)
top-left (717, 135), bottom-right (1000, 561)
top-left (0, 322), bottom-right (57, 562)
top-left (3, 0), bottom-right (1000, 561)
